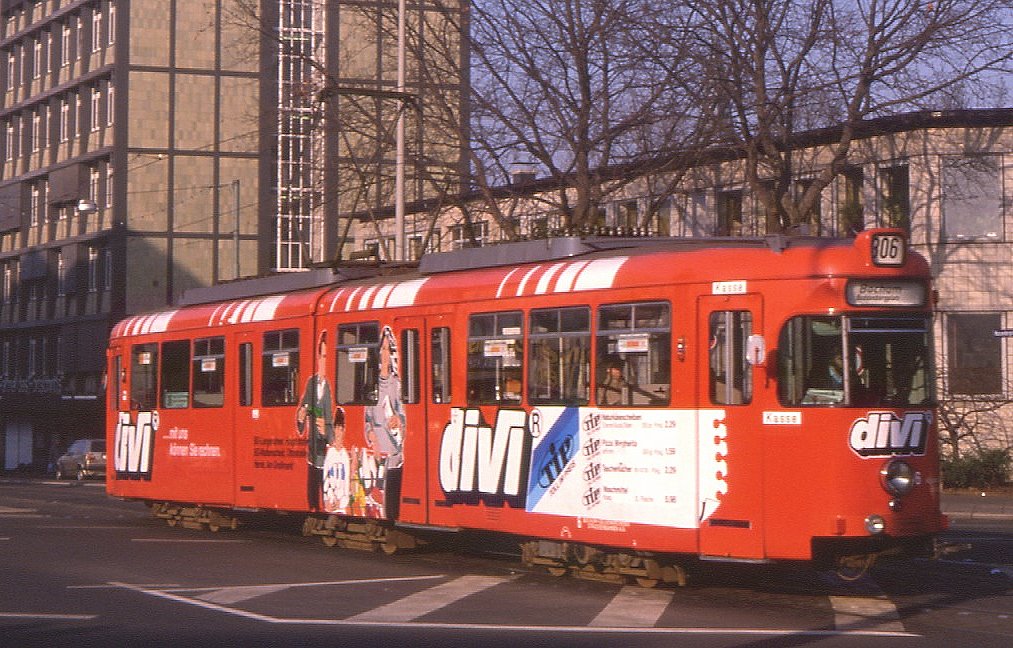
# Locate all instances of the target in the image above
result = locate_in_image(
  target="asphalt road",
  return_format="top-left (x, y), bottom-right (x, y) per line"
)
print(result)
top-left (0, 479), bottom-right (1010, 648)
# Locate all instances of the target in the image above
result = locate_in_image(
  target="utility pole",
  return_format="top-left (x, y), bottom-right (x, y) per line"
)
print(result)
top-left (395, 0), bottom-right (407, 261)
top-left (232, 179), bottom-right (241, 279)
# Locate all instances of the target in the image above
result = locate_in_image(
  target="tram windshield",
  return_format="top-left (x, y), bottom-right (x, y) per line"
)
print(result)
top-left (778, 315), bottom-right (934, 407)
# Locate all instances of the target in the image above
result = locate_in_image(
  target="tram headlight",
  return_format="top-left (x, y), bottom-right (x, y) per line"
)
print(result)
top-left (864, 515), bottom-right (886, 535)
top-left (880, 459), bottom-right (915, 497)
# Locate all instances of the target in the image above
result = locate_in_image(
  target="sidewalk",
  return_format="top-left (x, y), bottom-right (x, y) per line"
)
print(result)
top-left (942, 490), bottom-right (1013, 521)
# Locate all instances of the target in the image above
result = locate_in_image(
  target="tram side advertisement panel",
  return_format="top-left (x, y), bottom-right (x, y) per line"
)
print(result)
top-left (437, 406), bottom-right (729, 530)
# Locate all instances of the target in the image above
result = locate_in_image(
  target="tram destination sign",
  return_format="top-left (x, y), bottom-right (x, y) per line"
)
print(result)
top-left (994, 329), bottom-right (1013, 338)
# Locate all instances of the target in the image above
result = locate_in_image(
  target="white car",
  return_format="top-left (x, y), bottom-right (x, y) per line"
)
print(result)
top-left (55, 439), bottom-right (106, 481)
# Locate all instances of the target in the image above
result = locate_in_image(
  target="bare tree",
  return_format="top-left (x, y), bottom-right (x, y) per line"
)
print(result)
top-left (467, 0), bottom-right (710, 232)
top-left (675, 0), bottom-right (1012, 233)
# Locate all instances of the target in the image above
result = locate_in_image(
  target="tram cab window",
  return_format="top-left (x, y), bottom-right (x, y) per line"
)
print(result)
top-left (192, 336), bottom-right (225, 408)
top-left (528, 306), bottom-right (590, 405)
top-left (709, 311), bottom-right (753, 405)
top-left (336, 322), bottom-right (379, 405)
top-left (239, 342), bottom-right (253, 407)
top-left (778, 315), bottom-right (934, 407)
top-left (262, 329), bottom-right (299, 406)
top-left (129, 343), bottom-right (158, 410)
top-left (160, 340), bottom-right (190, 409)
top-left (596, 302), bottom-right (671, 407)
top-left (431, 327), bottom-right (451, 404)
top-left (467, 311), bottom-right (523, 405)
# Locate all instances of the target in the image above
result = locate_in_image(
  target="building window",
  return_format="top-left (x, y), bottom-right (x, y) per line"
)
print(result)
top-left (57, 250), bottom-right (65, 296)
top-left (88, 246), bottom-right (98, 292)
top-left (29, 185), bottom-right (39, 226)
top-left (108, 4), bottom-right (116, 45)
top-left (942, 154), bottom-right (1002, 241)
top-left (2, 263), bottom-right (12, 303)
top-left (28, 338), bottom-right (37, 377)
top-left (716, 189), bottom-right (743, 236)
top-left (40, 105), bottom-right (48, 149)
top-left (43, 30), bottom-right (51, 76)
top-left (947, 313), bottom-right (1002, 397)
top-left (106, 83), bottom-right (114, 125)
top-left (60, 98), bottom-right (68, 141)
top-left (880, 163), bottom-right (910, 233)
top-left (76, 16), bottom-right (83, 60)
top-left (103, 248), bottom-right (112, 289)
top-left (31, 111), bottom-right (39, 151)
top-left (106, 162), bottom-right (113, 208)
top-left (6, 49), bottom-right (14, 86)
top-left (90, 86), bottom-right (100, 131)
top-left (837, 166), bottom-right (864, 236)
top-left (32, 38), bottom-right (40, 78)
top-left (450, 220), bottom-right (488, 250)
top-left (4, 121), bottom-right (11, 160)
top-left (92, 10), bottom-right (102, 52)
top-left (89, 166), bottom-right (99, 203)
top-left (62, 23), bottom-right (70, 66)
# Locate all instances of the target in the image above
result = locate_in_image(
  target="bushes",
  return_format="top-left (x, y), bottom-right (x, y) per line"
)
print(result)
top-left (941, 448), bottom-right (1012, 490)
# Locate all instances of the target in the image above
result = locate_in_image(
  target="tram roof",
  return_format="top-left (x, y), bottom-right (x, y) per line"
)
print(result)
top-left (110, 230), bottom-right (927, 340)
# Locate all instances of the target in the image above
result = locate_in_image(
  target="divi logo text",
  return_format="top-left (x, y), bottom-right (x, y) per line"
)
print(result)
top-left (849, 411), bottom-right (931, 457)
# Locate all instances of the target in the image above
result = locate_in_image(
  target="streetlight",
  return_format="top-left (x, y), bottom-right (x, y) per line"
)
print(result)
top-left (76, 199), bottom-right (97, 215)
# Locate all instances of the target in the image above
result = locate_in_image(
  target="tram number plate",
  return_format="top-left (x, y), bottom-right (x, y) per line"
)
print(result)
top-left (871, 233), bottom-right (905, 266)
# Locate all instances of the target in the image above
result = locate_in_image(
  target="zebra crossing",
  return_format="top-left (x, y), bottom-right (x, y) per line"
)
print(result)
top-left (113, 572), bottom-right (913, 636)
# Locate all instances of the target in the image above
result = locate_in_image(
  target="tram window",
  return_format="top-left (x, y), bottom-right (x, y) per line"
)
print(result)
top-left (192, 336), bottom-right (225, 408)
top-left (262, 329), bottom-right (299, 406)
top-left (160, 340), bottom-right (190, 409)
top-left (336, 322), bottom-right (379, 405)
top-left (467, 311), bottom-right (523, 405)
top-left (401, 329), bottom-right (420, 405)
top-left (596, 302), bottom-right (671, 407)
top-left (109, 354), bottom-right (122, 410)
top-left (528, 306), bottom-right (590, 405)
top-left (239, 342), bottom-right (253, 407)
top-left (709, 311), bottom-right (753, 405)
top-left (778, 315), bottom-right (934, 407)
top-left (129, 343), bottom-right (158, 410)
top-left (431, 327), bottom-right (451, 404)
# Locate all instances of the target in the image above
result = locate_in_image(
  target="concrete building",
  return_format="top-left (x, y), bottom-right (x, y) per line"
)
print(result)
top-left (0, 0), bottom-right (468, 472)
top-left (403, 109), bottom-right (1013, 454)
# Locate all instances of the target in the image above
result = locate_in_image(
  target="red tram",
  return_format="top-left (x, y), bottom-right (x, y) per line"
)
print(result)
top-left (106, 229), bottom-right (945, 584)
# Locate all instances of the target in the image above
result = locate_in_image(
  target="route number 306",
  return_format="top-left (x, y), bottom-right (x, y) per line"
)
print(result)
top-left (871, 233), bottom-right (905, 266)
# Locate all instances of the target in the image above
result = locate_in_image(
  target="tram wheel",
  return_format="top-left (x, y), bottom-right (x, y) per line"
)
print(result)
top-left (321, 535), bottom-right (338, 548)
top-left (635, 577), bottom-right (659, 589)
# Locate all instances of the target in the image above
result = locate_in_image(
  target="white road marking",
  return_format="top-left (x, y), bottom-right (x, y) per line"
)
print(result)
top-left (347, 574), bottom-right (514, 622)
top-left (0, 612), bottom-right (96, 620)
top-left (197, 584), bottom-right (291, 605)
top-left (131, 538), bottom-right (249, 544)
top-left (190, 576), bottom-right (444, 605)
top-left (830, 595), bottom-right (905, 632)
top-left (109, 580), bottom-right (919, 636)
top-left (589, 586), bottom-right (673, 627)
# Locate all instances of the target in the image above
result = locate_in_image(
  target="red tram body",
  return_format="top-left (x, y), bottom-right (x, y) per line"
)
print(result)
top-left (106, 229), bottom-right (945, 580)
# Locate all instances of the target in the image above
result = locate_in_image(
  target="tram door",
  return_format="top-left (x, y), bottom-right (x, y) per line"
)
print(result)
top-left (696, 293), bottom-right (766, 559)
top-left (391, 316), bottom-right (430, 524)
top-left (233, 330), bottom-right (259, 508)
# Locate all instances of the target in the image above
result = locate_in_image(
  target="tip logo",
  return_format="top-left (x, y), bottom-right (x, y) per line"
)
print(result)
top-left (849, 411), bottom-right (930, 457)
